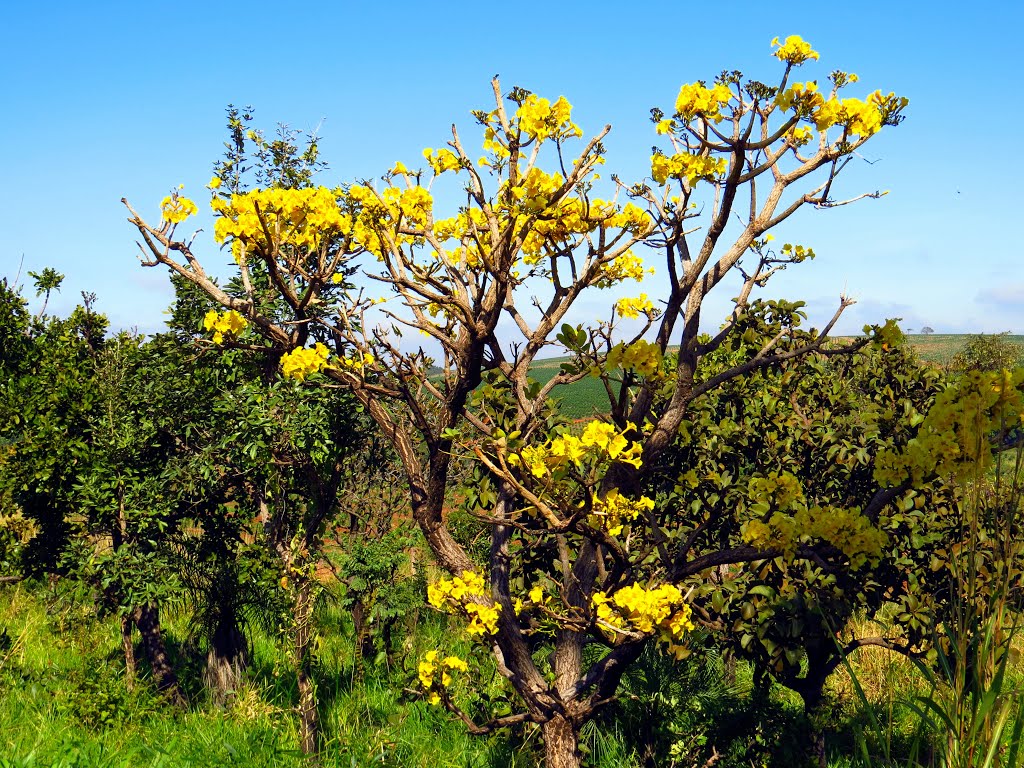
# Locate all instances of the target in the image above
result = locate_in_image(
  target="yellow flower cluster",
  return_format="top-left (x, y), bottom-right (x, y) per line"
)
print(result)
top-left (774, 81), bottom-right (822, 113)
top-left (604, 339), bottom-right (664, 378)
top-left (280, 343), bottom-right (331, 381)
top-left (593, 584), bottom-right (694, 658)
top-left (743, 505), bottom-right (888, 570)
top-left (515, 94), bottom-right (581, 141)
top-left (741, 471), bottom-right (888, 569)
top-left (771, 35), bottom-right (820, 65)
top-left (787, 125), bottom-right (814, 146)
top-left (212, 187), bottom-right (349, 263)
top-left (422, 147), bottom-right (462, 175)
top-left (655, 118), bottom-right (677, 135)
top-left (614, 294), bottom-right (655, 320)
top-left (674, 82), bottom-right (733, 122)
top-left (814, 96), bottom-right (884, 137)
top-left (651, 152), bottom-right (728, 187)
top-left (875, 369), bottom-right (1024, 487)
top-left (428, 571), bottom-right (501, 637)
top-left (776, 82), bottom-right (906, 140)
top-left (202, 309), bottom-right (248, 344)
top-left (589, 489), bottom-right (655, 536)
top-left (338, 351), bottom-right (375, 372)
top-left (506, 167), bottom-right (565, 215)
top-left (510, 419), bottom-right (644, 480)
top-left (597, 251), bottom-right (649, 288)
top-left (161, 192), bottom-right (198, 224)
top-left (780, 243), bottom-right (815, 262)
top-left (345, 183), bottom-right (435, 257)
top-left (417, 650), bottom-right (469, 705)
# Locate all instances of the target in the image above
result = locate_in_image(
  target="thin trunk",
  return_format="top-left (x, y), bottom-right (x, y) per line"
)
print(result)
top-left (135, 603), bottom-right (188, 707)
top-left (295, 580), bottom-right (320, 758)
top-left (542, 714), bottom-right (582, 768)
top-left (120, 615), bottom-right (136, 691)
top-left (351, 598), bottom-right (374, 684)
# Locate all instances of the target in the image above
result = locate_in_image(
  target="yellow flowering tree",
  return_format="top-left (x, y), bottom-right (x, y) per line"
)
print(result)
top-left (123, 37), bottom-right (909, 768)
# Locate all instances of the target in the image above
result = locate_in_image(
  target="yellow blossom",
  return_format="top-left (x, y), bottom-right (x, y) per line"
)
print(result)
top-left (771, 35), bottom-right (820, 65)
top-left (615, 294), bottom-right (655, 319)
top-left (161, 192), bottom-right (198, 224)
top-left (280, 343), bottom-right (331, 381)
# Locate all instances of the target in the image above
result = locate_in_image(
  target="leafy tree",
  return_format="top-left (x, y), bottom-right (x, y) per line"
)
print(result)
top-left (124, 36), bottom-right (915, 768)
top-left (647, 319), bottom-right (962, 763)
top-left (950, 332), bottom-right (1023, 373)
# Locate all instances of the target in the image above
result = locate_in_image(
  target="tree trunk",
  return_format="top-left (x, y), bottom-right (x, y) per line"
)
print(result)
top-left (542, 714), bottom-right (582, 768)
top-left (294, 581), bottom-right (320, 758)
top-left (135, 603), bottom-right (188, 707)
top-left (204, 613), bottom-right (249, 706)
top-left (120, 614), bottom-right (136, 691)
top-left (351, 598), bottom-right (375, 684)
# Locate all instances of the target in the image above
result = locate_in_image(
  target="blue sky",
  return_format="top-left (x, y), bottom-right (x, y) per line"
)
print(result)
top-left (1, 1), bottom-right (1020, 337)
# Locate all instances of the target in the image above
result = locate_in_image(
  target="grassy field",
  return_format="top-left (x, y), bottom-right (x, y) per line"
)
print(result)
top-left (1, 581), bottom-right (967, 768)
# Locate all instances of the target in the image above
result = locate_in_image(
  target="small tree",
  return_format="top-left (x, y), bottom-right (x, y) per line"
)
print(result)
top-left (950, 332), bottom-right (1024, 373)
top-left (125, 36), bottom-right (911, 767)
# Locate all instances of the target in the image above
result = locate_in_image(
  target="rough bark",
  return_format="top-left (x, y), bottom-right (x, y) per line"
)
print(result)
top-left (542, 714), bottom-right (582, 768)
top-left (134, 603), bottom-right (188, 707)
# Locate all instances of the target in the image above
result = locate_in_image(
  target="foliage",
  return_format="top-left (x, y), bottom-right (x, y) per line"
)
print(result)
top-left (950, 333), bottom-right (1024, 374)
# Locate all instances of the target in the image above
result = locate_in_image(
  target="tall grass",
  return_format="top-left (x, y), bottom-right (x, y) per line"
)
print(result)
top-left (844, 413), bottom-right (1024, 767)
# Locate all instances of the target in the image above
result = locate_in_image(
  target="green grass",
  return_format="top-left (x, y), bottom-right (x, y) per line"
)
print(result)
top-left (0, 583), bottom-right (519, 768)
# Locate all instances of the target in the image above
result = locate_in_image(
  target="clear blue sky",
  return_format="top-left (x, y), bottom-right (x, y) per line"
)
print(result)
top-left (1, 1), bottom-right (1020, 337)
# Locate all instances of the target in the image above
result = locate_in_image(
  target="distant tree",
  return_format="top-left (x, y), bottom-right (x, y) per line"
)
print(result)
top-left (950, 332), bottom-right (1023, 373)
top-left (920, 326), bottom-right (935, 335)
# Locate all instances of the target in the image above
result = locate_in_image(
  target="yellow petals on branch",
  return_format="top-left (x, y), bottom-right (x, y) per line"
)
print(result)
top-left (202, 309), bottom-right (248, 344)
top-left (593, 584), bottom-right (694, 658)
top-left (651, 152), bottom-right (727, 187)
top-left (418, 651), bottom-right (470, 704)
top-left (674, 82), bottom-right (732, 122)
top-left (427, 571), bottom-right (500, 637)
top-left (875, 369), bottom-right (1024, 487)
top-left (212, 186), bottom-right (349, 263)
top-left (655, 118), bottom-right (677, 135)
top-left (280, 343), bottom-right (331, 381)
top-left (604, 340), bottom-right (664, 379)
top-left (771, 35), bottom-right (820, 65)
top-left (423, 147), bottom-right (462, 175)
top-left (741, 471), bottom-right (887, 569)
top-left (508, 420), bottom-right (644, 481)
top-left (597, 250), bottom-right (649, 287)
top-left (615, 294), bottom-right (655, 320)
top-left (161, 192), bottom-right (198, 224)
top-left (515, 94), bottom-right (581, 141)
top-left (589, 489), bottom-right (655, 536)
